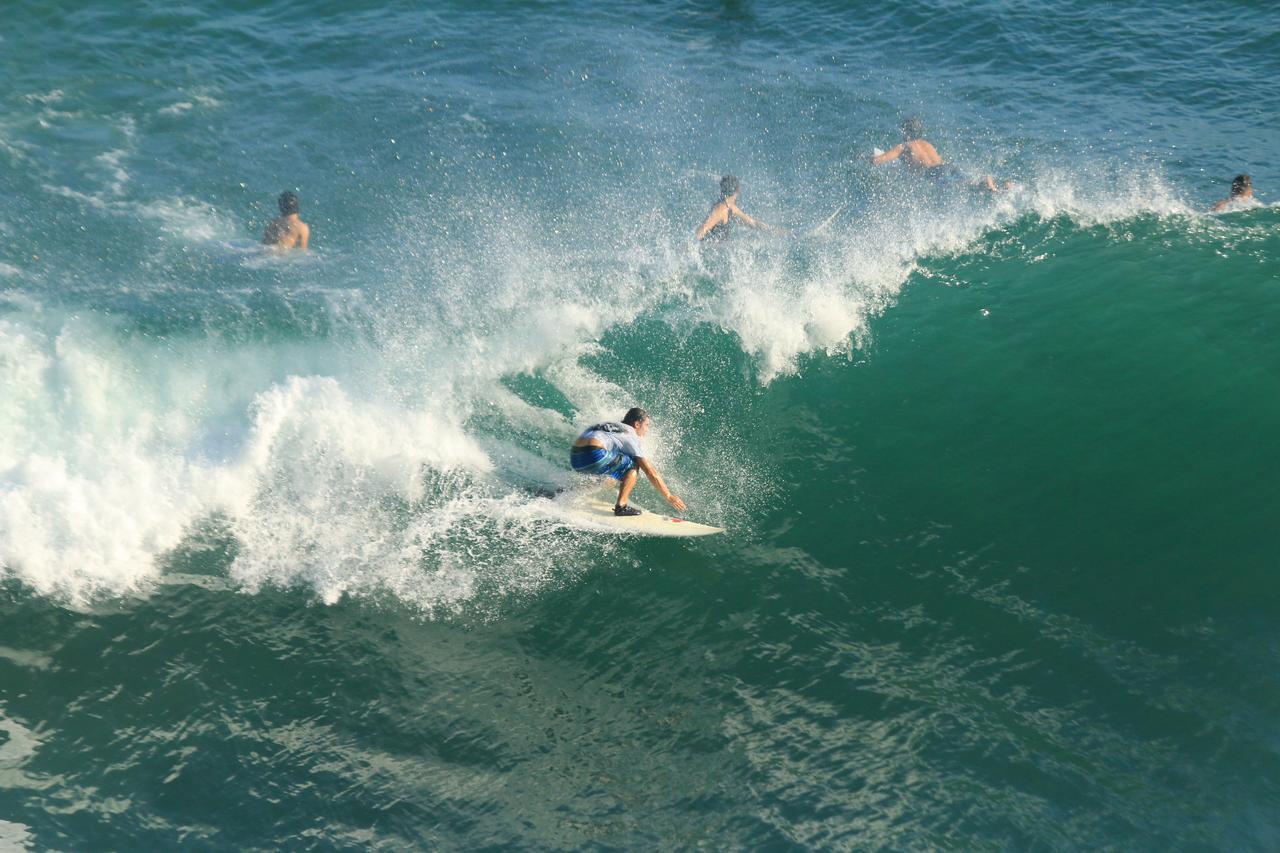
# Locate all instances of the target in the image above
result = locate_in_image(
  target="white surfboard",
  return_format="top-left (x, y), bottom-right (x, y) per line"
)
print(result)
top-left (557, 488), bottom-right (723, 538)
top-left (805, 204), bottom-right (845, 236)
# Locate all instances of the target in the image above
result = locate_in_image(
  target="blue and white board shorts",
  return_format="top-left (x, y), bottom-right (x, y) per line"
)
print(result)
top-left (570, 446), bottom-right (635, 480)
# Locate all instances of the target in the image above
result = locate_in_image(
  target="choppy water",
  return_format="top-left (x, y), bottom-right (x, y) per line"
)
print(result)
top-left (2, 0), bottom-right (1279, 847)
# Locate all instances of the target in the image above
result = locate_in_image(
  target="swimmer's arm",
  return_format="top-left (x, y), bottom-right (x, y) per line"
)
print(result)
top-left (872, 144), bottom-right (904, 165)
top-left (728, 202), bottom-right (788, 235)
top-left (637, 457), bottom-right (686, 512)
top-left (1211, 198), bottom-right (1230, 212)
top-left (296, 222), bottom-right (310, 249)
top-left (696, 203), bottom-right (729, 240)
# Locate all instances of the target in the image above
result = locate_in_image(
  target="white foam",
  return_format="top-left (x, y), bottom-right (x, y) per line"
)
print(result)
top-left (1022, 165), bottom-right (1195, 224)
top-left (0, 306), bottom-right (614, 612)
top-left (94, 149), bottom-right (130, 195)
top-left (22, 89), bottom-right (63, 104)
top-left (0, 820), bottom-right (33, 849)
top-left (0, 646), bottom-right (54, 670)
top-left (42, 183), bottom-right (109, 210)
top-left (0, 173), bottom-right (1007, 607)
top-left (1, 120), bottom-right (1226, 612)
top-left (135, 197), bottom-right (235, 242)
top-left (157, 95), bottom-right (224, 116)
top-left (0, 317), bottom-right (210, 604)
top-left (0, 116), bottom-right (34, 164)
top-left (0, 707), bottom-right (42, 782)
top-left (1208, 196), bottom-right (1266, 214)
top-left (41, 184), bottom-right (235, 243)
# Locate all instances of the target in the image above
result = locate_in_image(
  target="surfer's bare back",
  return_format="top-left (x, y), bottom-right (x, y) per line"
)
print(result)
top-left (262, 191), bottom-right (310, 249)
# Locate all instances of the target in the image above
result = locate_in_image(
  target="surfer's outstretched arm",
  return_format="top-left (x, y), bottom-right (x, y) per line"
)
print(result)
top-left (872, 144), bottom-right (905, 164)
top-left (729, 201), bottom-right (787, 235)
top-left (637, 458), bottom-right (686, 511)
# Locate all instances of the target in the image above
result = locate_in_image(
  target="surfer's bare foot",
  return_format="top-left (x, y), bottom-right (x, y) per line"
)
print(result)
top-left (614, 504), bottom-right (642, 517)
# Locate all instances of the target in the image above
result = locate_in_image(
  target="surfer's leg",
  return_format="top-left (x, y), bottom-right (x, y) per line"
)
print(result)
top-left (615, 467), bottom-right (639, 508)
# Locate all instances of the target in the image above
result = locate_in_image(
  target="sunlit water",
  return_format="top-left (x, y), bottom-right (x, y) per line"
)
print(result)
top-left (2, 0), bottom-right (1279, 846)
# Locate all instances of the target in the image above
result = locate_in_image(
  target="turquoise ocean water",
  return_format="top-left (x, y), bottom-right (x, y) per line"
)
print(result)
top-left (3, 0), bottom-right (1279, 847)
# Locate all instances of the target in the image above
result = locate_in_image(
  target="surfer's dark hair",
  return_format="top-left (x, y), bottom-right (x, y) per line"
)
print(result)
top-left (622, 407), bottom-right (649, 427)
top-left (900, 116), bottom-right (924, 139)
top-left (719, 175), bottom-right (740, 198)
top-left (278, 191), bottom-right (300, 215)
top-left (1232, 173), bottom-right (1251, 196)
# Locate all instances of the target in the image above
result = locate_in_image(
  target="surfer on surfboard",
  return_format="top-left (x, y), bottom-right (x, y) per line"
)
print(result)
top-left (570, 408), bottom-right (686, 517)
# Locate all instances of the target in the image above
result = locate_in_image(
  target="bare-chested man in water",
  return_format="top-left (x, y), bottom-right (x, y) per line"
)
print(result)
top-left (696, 175), bottom-right (787, 241)
top-left (873, 117), bottom-right (1010, 193)
top-left (262, 191), bottom-right (310, 249)
top-left (1212, 174), bottom-right (1255, 212)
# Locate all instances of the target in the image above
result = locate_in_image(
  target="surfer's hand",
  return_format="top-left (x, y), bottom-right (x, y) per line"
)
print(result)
top-left (666, 493), bottom-right (687, 512)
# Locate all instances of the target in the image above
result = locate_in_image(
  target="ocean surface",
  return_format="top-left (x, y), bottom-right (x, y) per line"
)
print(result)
top-left (3, 0), bottom-right (1279, 848)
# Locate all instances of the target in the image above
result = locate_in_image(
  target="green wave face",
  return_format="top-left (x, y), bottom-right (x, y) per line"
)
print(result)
top-left (2, 0), bottom-right (1279, 848)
